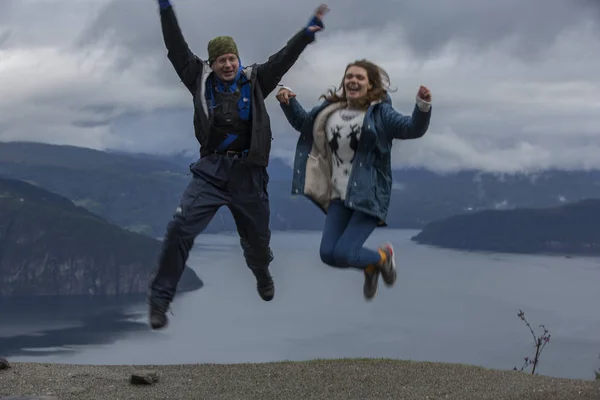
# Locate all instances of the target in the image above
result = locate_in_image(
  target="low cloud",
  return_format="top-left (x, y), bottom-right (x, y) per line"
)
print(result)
top-left (0, 0), bottom-right (599, 173)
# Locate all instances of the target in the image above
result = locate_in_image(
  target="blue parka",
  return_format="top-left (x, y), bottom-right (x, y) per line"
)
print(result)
top-left (279, 93), bottom-right (432, 226)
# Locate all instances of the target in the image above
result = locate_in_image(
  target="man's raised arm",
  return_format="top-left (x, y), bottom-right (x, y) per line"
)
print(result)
top-left (255, 4), bottom-right (330, 97)
top-left (157, 0), bottom-right (203, 93)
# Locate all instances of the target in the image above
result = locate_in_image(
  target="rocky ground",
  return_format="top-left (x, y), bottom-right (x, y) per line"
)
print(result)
top-left (0, 357), bottom-right (598, 400)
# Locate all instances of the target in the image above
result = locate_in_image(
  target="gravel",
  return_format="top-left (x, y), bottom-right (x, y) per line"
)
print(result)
top-left (0, 359), bottom-right (598, 400)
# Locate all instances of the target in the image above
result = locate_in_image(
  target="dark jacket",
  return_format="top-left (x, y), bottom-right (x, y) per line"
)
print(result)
top-left (280, 94), bottom-right (432, 226)
top-left (158, 5), bottom-right (317, 166)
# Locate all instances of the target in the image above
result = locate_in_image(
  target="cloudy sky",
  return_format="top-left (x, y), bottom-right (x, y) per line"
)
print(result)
top-left (1, 0), bottom-right (599, 173)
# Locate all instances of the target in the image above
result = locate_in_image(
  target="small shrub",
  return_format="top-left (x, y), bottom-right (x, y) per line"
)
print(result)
top-left (513, 309), bottom-right (551, 375)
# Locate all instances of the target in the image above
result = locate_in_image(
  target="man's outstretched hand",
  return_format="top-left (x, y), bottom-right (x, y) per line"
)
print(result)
top-left (157, 0), bottom-right (171, 10)
top-left (306, 4), bottom-right (330, 33)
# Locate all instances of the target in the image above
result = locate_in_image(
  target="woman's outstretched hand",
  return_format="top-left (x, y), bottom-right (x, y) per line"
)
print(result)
top-left (417, 85), bottom-right (432, 102)
top-left (276, 87), bottom-right (296, 105)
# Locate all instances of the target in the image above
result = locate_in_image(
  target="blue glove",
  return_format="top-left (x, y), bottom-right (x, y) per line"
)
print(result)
top-left (158, 0), bottom-right (171, 10)
top-left (304, 15), bottom-right (325, 38)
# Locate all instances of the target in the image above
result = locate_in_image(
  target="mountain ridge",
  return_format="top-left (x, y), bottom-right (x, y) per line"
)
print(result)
top-left (411, 198), bottom-right (600, 256)
top-left (2, 140), bottom-right (600, 237)
top-left (0, 176), bottom-right (203, 296)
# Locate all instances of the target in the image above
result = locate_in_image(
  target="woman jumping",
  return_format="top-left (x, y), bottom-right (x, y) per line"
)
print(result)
top-left (275, 59), bottom-right (432, 300)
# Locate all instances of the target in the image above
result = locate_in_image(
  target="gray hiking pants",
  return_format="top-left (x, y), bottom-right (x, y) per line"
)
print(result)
top-left (148, 153), bottom-right (273, 306)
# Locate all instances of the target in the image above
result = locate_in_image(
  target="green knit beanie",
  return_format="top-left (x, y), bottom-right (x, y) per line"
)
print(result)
top-left (207, 36), bottom-right (239, 64)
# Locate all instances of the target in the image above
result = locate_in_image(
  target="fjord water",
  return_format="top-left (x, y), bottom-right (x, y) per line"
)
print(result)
top-left (2, 229), bottom-right (599, 380)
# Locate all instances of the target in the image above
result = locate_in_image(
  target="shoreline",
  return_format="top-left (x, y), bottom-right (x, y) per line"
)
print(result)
top-left (1, 358), bottom-right (598, 399)
top-left (411, 240), bottom-right (600, 259)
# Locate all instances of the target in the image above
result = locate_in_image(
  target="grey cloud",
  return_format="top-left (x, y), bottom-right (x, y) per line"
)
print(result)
top-left (106, 108), bottom-right (197, 154)
top-left (0, 30), bottom-right (11, 48)
top-left (75, 1), bottom-right (161, 56)
top-left (393, 0), bottom-right (598, 60)
top-left (75, 0), bottom-right (410, 76)
top-left (0, 1), bottom-right (94, 49)
top-left (77, 0), bottom-right (316, 61)
top-left (73, 0), bottom-right (600, 103)
top-left (77, 104), bottom-right (118, 117)
top-left (78, 0), bottom-right (600, 64)
top-left (0, 0), bottom-right (17, 22)
top-left (72, 119), bottom-right (111, 128)
top-left (1, 0), bottom-right (599, 173)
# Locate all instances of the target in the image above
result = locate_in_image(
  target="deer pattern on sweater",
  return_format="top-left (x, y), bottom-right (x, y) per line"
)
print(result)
top-left (325, 108), bottom-right (366, 200)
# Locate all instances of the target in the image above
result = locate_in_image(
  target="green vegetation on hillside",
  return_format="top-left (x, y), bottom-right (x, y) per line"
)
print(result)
top-left (0, 177), bottom-right (202, 296)
top-left (412, 199), bottom-right (600, 255)
top-left (0, 142), bottom-right (190, 237)
top-left (3, 141), bottom-right (600, 236)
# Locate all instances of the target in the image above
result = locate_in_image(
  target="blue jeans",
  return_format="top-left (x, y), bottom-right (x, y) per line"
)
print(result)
top-left (319, 199), bottom-right (382, 270)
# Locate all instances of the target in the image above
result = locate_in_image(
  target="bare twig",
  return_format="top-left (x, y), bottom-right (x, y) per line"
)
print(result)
top-left (513, 310), bottom-right (551, 375)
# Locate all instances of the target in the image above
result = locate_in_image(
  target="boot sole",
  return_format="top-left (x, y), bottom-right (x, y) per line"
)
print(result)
top-left (259, 291), bottom-right (274, 301)
top-left (363, 269), bottom-right (379, 300)
top-left (382, 244), bottom-right (397, 287)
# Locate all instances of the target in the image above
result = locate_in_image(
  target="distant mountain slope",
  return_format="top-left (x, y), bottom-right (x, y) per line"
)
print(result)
top-left (0, 141), bottom-right (189, 237)
top-left (0, 177), bottom-right (203, 296)
top-left (411, 199), bottom-right (600, 256)
top-left (0, 141), bottom-right (183, 173)
top-left (2, 141), bottom-right (600, 236)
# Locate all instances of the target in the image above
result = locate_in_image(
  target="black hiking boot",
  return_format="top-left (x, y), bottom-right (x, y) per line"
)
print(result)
top-left (148, 297), bottom-right (169, 330)
top-left (254, 269), bottom-right (274, 301)
top-left (363, 264), bottom-right (380, 300)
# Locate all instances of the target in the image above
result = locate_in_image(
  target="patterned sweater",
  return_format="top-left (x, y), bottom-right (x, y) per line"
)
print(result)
top-left (323, 97), bottom-right (431, 200)
top-left (325, 108), bottom-right (366, 200)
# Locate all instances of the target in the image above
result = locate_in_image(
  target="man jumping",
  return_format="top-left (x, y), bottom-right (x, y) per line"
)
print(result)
top-left (148, 0), bottom-right (330, 330)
